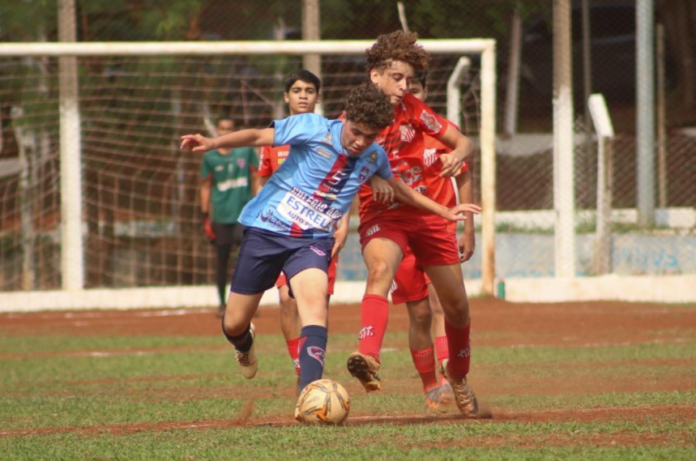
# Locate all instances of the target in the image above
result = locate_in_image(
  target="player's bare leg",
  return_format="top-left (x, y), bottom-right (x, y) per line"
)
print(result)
top-left (347, 238), bottom-right (402, 392)
top-left (221, 291), bottom-right (264, 379)
top-left (424, 264), bottom-right (479, 417)
top-left (406, 296), bottom-right (443, 409)
top-left (278, 284), bottom-right (302, 378)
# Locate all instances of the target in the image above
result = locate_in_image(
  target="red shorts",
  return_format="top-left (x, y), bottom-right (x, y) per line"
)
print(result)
top-left (390, 246), bottom-right (432, 304)
top-left (275, 254), bottom-right (338, 296)
top-left (359, 215), bottom-right (460, 267)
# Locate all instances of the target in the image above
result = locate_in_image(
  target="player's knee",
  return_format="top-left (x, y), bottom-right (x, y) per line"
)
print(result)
top-left (223, 315), bottom-right (244, 336)
top-left (367, 260), bottom-right (395, 286)
top-left (411, 307), bottom-right (432, 328)
top-left (406, 298), bottom-right (432, 327)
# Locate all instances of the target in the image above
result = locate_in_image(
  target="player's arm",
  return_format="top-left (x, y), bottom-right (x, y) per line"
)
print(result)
top-left (386, 177), bottom-right (480, 222)
top-left (332, 207), bottom-right (352, 259)
top-left (181, 128), bottom-right (275, 153)
top-left (200, 175), bottom-right (212, 215)
top-left (250, 168), bottom-right (261, 197)
top-left (199, 175), bottom-right (216, 241)
top-left (436, 124), bottom-right (475, 177)
top-left (456, 170), bottom-right (476, 262)
top-left (367, 175), bottom-right (395, 203)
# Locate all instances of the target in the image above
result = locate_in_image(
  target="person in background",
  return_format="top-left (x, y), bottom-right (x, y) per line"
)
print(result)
top-left (199, 116), bottom-right (259, 318)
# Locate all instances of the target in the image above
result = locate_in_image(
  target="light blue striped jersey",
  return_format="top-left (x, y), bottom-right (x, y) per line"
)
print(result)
top-left (239, 113), bottom-right (392, 238)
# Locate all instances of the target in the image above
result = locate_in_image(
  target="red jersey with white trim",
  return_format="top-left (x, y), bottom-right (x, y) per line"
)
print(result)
top-left (258, 145), bottom-right (290, 177)
top-left (358, 92), bottom-right (449, 223)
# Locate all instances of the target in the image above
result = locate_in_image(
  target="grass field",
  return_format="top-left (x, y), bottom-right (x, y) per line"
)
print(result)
top-left (1, 299), bottom-right (695, 460)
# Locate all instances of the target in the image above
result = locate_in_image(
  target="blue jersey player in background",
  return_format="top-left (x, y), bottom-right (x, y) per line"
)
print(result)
top-left (180, 83), bottom-right (480, 418)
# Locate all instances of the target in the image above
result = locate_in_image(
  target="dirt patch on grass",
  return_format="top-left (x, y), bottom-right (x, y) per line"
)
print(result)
top-left (2, 300), bottom-right (695, 347)
top-left (2, 404), bottom-right (694, 446)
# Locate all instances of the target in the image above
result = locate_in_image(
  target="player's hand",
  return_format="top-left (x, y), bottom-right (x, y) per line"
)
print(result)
top-left (331, 220), bottom-right (349, 259)
top-left (202, 212), bottom-right (217, 243)
top-left (439, 152), bottom-right (465, 177)
top-left (442, 203), bottom-right (481, 222)
top-left (459, 230), bottom-right (475, 262)
top-left (181, 134), bottom-right (216, 153)
top-left (368, 176), bottom-right (394, 203)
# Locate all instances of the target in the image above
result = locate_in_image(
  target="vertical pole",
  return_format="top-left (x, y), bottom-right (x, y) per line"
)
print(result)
top-left (553, 0), bottom-right (576, 278)
top-left (589, 94), bottom-right (615, 276)
top-left (504, 6), bottom-right (522, 136)
top-left (656, 23), bottom-right (667, 209)
top-left (58, 0), bottom-right (84, 290)
top-left (581, 0), bottom-right (593, 207)
top-left (636, 0), bottom-right (655, 227)
top-left (480, 44), bottom-right (497, 296)
top-left (594, 137), bottom-right (611, 274)
top-left (302, 0), bottom-right (322, 115)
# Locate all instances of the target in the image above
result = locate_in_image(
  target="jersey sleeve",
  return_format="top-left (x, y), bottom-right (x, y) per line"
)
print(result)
top-left (199, 153), bottom-right (212, 179)
top-left (375, 148), bottom-right (393, 180)
top-left (272, 113), bottom-right (325, 148)
top-left (425, 122), bottom-right (470, 175)
top-left (258, 146), bottom-right (273, 177)
top-left (407, 93), bottom-right (449, 139)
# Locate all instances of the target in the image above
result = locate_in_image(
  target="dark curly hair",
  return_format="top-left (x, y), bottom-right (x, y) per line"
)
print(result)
top-left (344, 83), bottom-right (393, 130)
top-left (365, 30), bottom-right (430, 74)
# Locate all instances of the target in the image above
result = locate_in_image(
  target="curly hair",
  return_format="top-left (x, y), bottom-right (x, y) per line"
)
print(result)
top-left (344, 83), bottom-right (393, 130)
top-left (365, 30), bottom-right (430, 73)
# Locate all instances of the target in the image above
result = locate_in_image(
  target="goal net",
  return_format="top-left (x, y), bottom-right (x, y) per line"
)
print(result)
top-left (0, 40), bottom-right (496, 310)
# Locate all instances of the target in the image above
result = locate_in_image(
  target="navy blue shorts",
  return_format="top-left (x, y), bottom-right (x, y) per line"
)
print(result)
top-left (230, 227), bottom-right (335, 295)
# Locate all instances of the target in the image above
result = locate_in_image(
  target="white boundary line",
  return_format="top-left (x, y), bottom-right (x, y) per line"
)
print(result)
top-left (1, 276), bottom-right (694, 312)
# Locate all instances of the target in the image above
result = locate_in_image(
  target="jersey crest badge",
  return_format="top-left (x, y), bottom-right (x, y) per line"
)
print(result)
top-left (358, 165), bottom-right (371, 184)
top-left (320, 133), bottom-right (333, 145)
top-left (399, 124), bottom-right (415, 142)
top-left (423, 148), bottom-right (438, 167)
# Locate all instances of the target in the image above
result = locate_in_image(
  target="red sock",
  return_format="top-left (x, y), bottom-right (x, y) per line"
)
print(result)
top-left (435, 335), bottom-right (449, 382)
top-left (444, 321), bottom-right (471, 380)
top-left (357, 294), bottom-right (389, 362)
top-left (410, 347), bottom-right (439, 393)
top-left (286, 337), bottom-right (301, 376)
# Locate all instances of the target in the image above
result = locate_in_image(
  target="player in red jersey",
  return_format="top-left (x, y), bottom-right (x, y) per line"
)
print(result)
top-left (346, 30), bottom-right (481, 418)
top-left (389, 71), bottom-right (476, 410)
top-left (258, 70), bottom-right (350, 381)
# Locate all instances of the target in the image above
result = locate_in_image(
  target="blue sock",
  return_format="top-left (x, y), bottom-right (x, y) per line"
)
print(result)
top-left (298, 325), bottom-right (328, 392)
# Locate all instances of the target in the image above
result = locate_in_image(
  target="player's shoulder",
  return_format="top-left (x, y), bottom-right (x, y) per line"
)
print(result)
top-left (402, 92), bottom-right (428, 111)
top-left (202, 149), bottom-right (219, 161)
top-left (293, 112), bottom-right (327, 125)
top-left (364, 142), bottom-right (388, 163)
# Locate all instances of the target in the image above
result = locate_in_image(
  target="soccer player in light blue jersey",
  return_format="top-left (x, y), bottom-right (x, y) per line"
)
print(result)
top-left (180, 83), bottom-right (480, 415)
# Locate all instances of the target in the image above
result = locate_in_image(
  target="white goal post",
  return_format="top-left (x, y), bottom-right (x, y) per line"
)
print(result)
top-left (0, 39), bottom-right (497, 311)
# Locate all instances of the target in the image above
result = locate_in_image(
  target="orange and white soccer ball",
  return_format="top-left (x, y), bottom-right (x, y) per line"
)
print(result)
top-left (295, 379), bottom-right (351, 425)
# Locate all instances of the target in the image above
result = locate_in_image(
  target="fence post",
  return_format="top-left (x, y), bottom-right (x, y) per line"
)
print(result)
top-left (58, 0), bottom-right (84, 290)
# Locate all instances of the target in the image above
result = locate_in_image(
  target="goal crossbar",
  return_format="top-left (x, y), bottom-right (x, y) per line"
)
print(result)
top-left (0, 39), bottom-right (497, 311)
top-left (0, 39), bottom-right (495, 56)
